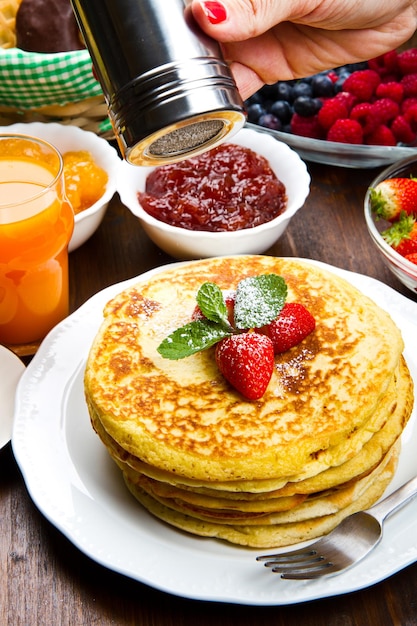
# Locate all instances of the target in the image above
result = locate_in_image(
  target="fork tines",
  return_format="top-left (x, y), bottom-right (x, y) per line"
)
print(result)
top-left (256, 549), bottom-right (337, 579)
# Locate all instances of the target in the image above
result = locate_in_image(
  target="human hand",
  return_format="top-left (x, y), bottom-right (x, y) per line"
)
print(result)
top-left (191, 0), bottom-right (417, 99)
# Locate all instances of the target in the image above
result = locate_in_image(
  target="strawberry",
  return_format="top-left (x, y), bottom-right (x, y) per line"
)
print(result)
top-left (215, 332), bottom-right (274, 400)
top-left (405, 252), bottom-right (417, 265)
top-left (370, 177), bottom-right (417, 221)
top-left (382, 213), bottom-right (417, 257)
top-left (259, 302), bottom-right (316, 354)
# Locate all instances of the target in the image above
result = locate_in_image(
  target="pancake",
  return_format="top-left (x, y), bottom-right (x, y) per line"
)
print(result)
top-left (124, 440), bottom-right (397, 525)
top-left (84, 255), bottom-right (414, 548)
top-left (123, 442), bottom-right (399, 548)
top-left (85, 256), bottom-right (406, 482)
top-left (88, 354), bottom-right (412, 493)
top-left (120, 440), bottom-right (397, 522)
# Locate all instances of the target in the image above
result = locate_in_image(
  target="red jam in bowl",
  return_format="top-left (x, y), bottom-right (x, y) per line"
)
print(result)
top-left (137, 143), bottom-right (287, 232)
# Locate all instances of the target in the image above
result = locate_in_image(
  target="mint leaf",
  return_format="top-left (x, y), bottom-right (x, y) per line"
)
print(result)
top-left (196, 282), bottom-right (231, 328)
top-left (157, 319), bottom-right (231, 360)
top-left (234, 274), bottom-right (287, 329)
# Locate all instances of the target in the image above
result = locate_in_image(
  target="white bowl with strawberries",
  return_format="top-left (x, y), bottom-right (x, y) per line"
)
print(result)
top-left (365, 154), bottom-right (417, 294)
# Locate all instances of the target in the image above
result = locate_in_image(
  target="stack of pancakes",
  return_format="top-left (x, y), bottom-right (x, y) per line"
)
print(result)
top-left (84, 256), bottom-right (414, 548)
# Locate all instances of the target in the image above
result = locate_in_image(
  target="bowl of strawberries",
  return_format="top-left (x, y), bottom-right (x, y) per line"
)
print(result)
top-left (365, 154), bottom-right (417, 294)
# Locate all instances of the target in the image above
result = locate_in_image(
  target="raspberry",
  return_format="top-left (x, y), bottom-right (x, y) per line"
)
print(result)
top-left (391, 115), bottom-right (416, 144)
top-left (401, 73), bottom-right (417, 98)
top-left (397, 49), bottom-right (417, 75)
top-left (402, 97), bottom-right (417, 114)
top-left (404, 103), bottom-right (417, 131)
top-left (375, 81), bottom-right (404, 103)
top-left (368, 50), bottom-right (398, 76)
top-left (327, 118), bottom-right (363, 144)
top-left (327, 71), bottom-right (339, 83)
top-left (342, 69), bottom-right (380, 101)
top-left (350, 102), bottom-right (378, 134)
top-left (365, 124), bottom-right (396, 146)
top-left (334, 91), bottom-right (357, 112)
top-left (317, 97), bottom-right (348, 130)
top-left (290, 113), bottom-right (324, 139)
top-left (372, 98), bottom-right (400, 124)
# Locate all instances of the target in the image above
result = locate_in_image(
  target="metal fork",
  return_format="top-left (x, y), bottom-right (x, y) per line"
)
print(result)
top-left (257, 473), bottom-right (417, 579)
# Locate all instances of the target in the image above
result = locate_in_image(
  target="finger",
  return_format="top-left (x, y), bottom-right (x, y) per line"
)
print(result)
top-left (190, 0), bottom-right (320, 41)
top-left (225, 22), bottom-right (417, 99)
top-left (191, 0), bottom-right (417, 42)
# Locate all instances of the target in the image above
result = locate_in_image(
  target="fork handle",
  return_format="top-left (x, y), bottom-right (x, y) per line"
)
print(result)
top-left (368, 473), bottom-right (417, 523)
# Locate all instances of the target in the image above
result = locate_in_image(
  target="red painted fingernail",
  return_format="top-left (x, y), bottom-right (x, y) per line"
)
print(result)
top-left (200, 1), bottom-right (228, 24)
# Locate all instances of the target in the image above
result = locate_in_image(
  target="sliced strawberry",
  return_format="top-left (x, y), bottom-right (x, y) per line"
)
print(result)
top-left (259, 302), bottom-right (316, 354)
top-left (215, 332), bottom-right (274, 400)
top-left (370, 177), bottom-right (417, 221)
top-left (405, 252), bottom-right (417, 265)
top-left (382, 212), bottom-right (417, 257)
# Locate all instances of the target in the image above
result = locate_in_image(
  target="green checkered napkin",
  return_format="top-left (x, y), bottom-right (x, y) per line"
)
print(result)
top-left (0, 47), bottom-right (103, 109)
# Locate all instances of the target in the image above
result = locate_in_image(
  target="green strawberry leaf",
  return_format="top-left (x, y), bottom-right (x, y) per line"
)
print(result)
top-left (196, 282), bottom-right (231, 328)
top-left (157, 319), bottom-right (231, 360)
top-left (234, 274), bottom-right (287, 329)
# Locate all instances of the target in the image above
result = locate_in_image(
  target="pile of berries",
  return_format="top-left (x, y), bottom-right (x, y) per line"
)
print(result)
top-left (370, 176), bottom-right (417, 266)
top-left (246, 48), bottom-right (417, 146)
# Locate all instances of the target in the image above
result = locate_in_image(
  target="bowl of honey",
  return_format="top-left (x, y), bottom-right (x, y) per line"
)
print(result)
top-left (0, 122), bottom-right (121, 251)
top-left (117, 127), bottom-right (310, 259)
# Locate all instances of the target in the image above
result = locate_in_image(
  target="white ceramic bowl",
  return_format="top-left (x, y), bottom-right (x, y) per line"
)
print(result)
top-left (117, 127), bottom-right (310, 259)
top-left (0, 122), bottom-right (121, 252)
top-left (364, 155), bottom-right (417, 295)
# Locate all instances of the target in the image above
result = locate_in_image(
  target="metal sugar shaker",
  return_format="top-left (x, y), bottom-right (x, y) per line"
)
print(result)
top-left (71, 0), bottom-right (246, 165)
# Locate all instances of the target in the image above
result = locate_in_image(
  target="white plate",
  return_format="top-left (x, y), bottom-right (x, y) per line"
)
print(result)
top-left (0, 345), bottom-right (25, 449)
top-left (246, 123), bottom-right (417, 169)
top-left (11, 259), bottom-right (417, 605)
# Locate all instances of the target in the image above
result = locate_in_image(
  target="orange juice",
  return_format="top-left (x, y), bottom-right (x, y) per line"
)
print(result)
top-left (0, 136), bottom-right (74, 346)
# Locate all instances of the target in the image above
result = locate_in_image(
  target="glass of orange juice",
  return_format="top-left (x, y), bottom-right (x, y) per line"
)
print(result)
top-left (0, 134), bottom-right (74, 352)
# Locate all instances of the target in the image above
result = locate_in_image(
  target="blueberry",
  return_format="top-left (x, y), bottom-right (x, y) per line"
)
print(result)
top-left (246, 103), bottom-right (267, 123)
top-left (274, 81), bottom-right (294, 102)
top-left (259, 84), bottom-right (281, 99)
top-left (245, 92), bottom-right (263, 105)
top-left (258, 113), bottom-right (282, 131)
top-left (311, 74), bottom-right (335, 98)
top-left (292, 81), bottom-right (313, 99)
top-left (334, 77), bottom-right (347, 93)
top-left (270, 100), bottom-right (293, 124)
top-left (293, 96), bottom-right (322, 117)
top-left (342, 61), bottom-right (368, 73)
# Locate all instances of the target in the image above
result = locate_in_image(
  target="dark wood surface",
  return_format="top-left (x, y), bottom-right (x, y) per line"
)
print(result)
top-left (2, 159), bottom-right (417, 625)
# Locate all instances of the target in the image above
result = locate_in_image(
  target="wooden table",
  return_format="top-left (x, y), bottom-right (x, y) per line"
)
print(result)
top-left (2, 159), bottom-right (417, 625)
